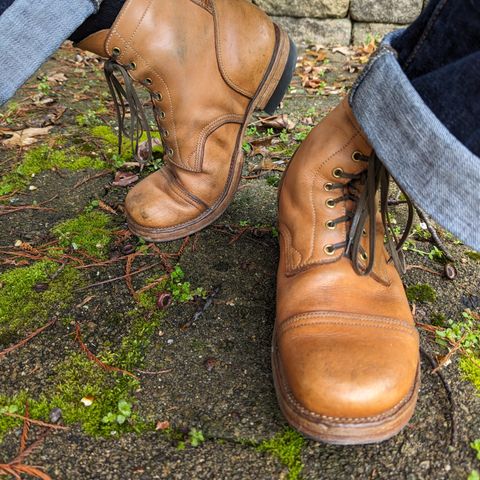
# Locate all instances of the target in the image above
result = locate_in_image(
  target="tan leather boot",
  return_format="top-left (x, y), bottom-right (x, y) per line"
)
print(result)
top-left (274, 98), bottom-right (420, 444)
top-left (77, 0), bottom-right (296, 242)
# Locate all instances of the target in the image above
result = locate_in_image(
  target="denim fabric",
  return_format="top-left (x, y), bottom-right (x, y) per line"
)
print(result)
top-left (0, 0), bottom-right (102, 16)
top-left (0, 0), bottom-right (95, 105)
top-left (350, 32), bottom-right (480, 251)
top-left (70, 0), bottom-right (125, 44)
top-left (392, 0), bottom-right (480, 156)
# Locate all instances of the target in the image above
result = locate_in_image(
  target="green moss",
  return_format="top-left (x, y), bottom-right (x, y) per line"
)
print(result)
top-left (466, 251), bottom-right (480, 262)
top-left (0, 145), bottom-right (108, 195)
top-left (258, 428), bottom-right (305, 480)
top-left (460, 355), bottom-right (480, 392)
top-left (52, 211), bottom-right (113, 259)
top-left (0, 261), bottom-right (81, 343)
top-left (406, 283), bottom-right (437, 303)
top-left (91, 125), bottom-right (163, 167)
top-left (0, 393), bottom-right (51, 442)
top-left (50, 353), bottom-right (144, 437)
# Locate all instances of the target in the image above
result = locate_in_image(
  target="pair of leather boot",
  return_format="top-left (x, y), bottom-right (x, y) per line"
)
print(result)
top-left (79, 0), bottom-right (420, 445)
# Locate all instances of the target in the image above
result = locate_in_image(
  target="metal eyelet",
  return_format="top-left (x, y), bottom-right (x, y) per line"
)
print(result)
top-left (325, 220), bottom-right (336, 230)
top-left (325, 199), bottom-right (336, 209)
top-left (167, 148), bottom-right (174, 156)
top-left (163, 130), bottom-right (170, 138)
top-left (361, 252), bottom-right (368, 261)
top-left (332, 167), bottom-right (344, 178)
top-left (159, 111), bottom-right (166, 119)
top-left (144, 78), bottom-right (153, 86)
top-left (153, 92), bottom-right (163, 101)
top-left (129, 61), bottom-right (137, 70)
top-left (324, 245), bottom-right (335, 256)
top-left (112, 47), bottom-right (121, 56)
top-left (362, 229), bottom-right (367, 237)
top-left (324, 182), bottom-right (333, 192)
top-left (352, 151), bottom-right (363, 162)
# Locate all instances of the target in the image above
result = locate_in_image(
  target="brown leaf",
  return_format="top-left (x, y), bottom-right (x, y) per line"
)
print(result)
top-left (259, 114), bottom-right (296, 131)
top-left (47, 73), bottom-right (68, 83)
top-left (112, 171), bottom-right (139, 187)
top-left (137, 137), bottom-right (163, 161)
top-left (155, 420), bottom-right (171, 431)
top-left (0, 126), bottom-right (53, 148)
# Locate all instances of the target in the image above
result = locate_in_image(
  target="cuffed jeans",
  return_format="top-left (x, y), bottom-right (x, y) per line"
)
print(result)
top-left (350, 0), bottom-right (480, 250)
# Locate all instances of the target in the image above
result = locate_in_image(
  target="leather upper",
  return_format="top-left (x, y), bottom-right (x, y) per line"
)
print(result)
top-left (78, 0), bottom-right (279, 231)
top-left (276, 99), bottom-right (420, 420)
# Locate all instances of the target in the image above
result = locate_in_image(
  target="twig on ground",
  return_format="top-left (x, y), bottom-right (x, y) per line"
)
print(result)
top-left (77, 261), bottom-right (160, 291)
top-left (0, 319), bottom-right (57, 359)
top-left (415, 207), bottom-right (455, 262)
top-left (74, 322), bottom-right (138, 379)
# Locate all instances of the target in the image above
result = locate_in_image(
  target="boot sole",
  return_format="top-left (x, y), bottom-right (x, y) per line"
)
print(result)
top-left (127, 26), bottom-right (297, 242)
top-left (271, 330), bottom-right (421, 445)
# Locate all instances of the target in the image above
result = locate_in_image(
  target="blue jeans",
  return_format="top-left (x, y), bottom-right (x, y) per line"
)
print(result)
top-left (350, 0), bottom-right (480, 250)
top-left (0, 0), bottom-right (478, 250)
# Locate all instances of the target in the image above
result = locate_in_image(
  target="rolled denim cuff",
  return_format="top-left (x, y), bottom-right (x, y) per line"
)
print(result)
top-left (349, 31), bottom-right (480, 251)
top-left (0, 0), bottom-right (96, 105)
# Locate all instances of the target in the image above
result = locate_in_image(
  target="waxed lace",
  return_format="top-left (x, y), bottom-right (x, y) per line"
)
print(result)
top-left (104, 53), bottom-right (153, 165)
top-left (328, 152), bottom-right (414, 275)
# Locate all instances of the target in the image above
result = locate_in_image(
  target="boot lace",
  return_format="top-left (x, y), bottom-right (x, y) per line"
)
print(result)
top-left (104, 50), bottom-right (157, 166)
top-left (325, 151), bottom-right (414, 275)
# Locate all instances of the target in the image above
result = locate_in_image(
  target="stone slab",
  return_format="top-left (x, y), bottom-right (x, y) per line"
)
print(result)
top-left (350, 0), bottom-right (423, 23)
top-left (253, 0), bottom-right (349, 19)
top-left (273, 17), bottom-right (352, 46)
top-left (352, 22), bottom-right (407, 44)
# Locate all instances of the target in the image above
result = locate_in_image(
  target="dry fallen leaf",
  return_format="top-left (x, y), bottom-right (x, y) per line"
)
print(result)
top-left (112, 171), bottom-right (139, 187)
top-left (0, 126), bottom-right (53, 148)
top-left (155, 420), bottom-right (171, 431)
top-left (47, 72), bottom-right (68, 83)
top-left (259, 114), bottom-right (296, 131)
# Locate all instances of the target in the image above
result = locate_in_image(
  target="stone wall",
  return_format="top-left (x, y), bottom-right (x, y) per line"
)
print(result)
top-left (252, 0), bottom-right (428, 45)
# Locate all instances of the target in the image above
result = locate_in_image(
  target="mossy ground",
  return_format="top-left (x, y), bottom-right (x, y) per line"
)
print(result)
top-left (0, 42), bottom-right (479, 479)
top-left (258, 428), bottom-right (305, 480)
top-left (0, 260), bottom-right (80, 343)
top-left (0, 144), bottom-right (107, 196)
top-left (52, 210), bottom-right (113, 259)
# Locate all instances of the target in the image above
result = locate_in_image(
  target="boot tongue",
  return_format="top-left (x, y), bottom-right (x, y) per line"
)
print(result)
top-left (75, 29), bottom-right (110, 57)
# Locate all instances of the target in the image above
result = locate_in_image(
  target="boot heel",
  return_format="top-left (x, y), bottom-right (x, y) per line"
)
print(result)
top-left (260, 36), bottom-right (297, 115)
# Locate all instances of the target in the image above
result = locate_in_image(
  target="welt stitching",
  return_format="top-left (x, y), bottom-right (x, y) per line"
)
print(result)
top-left (212, 0), bottom-right (253, 98)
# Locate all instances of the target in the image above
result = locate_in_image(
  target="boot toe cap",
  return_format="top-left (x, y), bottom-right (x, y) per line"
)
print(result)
top-left (277, 314), bottom-right (419, 420)
top-left (125, 174), bottom-right (204, 230)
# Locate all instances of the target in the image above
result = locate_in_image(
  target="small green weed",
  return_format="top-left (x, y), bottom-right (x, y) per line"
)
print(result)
top-left (471, 439), bottom-right (480, 460)
top-left (469, 470), bottom-right (480, 480)
top-left (102, 400), bottom-right (133, 426)
top-left (138, 265), bottom-right (206, 310)
top-left (189, 428), bottom-right (205, 447)
top-left (436, 310), bottom-right (480, 354)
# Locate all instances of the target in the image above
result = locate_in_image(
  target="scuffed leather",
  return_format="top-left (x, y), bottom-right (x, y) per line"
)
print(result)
top-left (79, 0), bottom-right (278, 231)
top-left (276, 99), bottom-right (420, 420)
